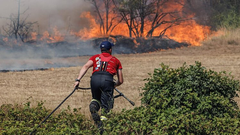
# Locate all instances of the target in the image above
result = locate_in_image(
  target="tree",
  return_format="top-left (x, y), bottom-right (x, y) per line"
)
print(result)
top-left (146, 0), bottom-right (187, 37)
top-left (108, 0), bottom-right (188, 38)
top-left (87, 0), bottom-right (122, 36)
top-left (1, 0), bottom-right (37, 43)
top-left (185, 0), bottom-right (240, 29)
top-left (113, 0), bottom-right (137, 37)
top-left (114, 0), bottom-right (153, 37)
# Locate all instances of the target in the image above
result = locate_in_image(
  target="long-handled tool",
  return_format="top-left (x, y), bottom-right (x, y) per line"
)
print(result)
top-left (114, 88), bottom-right (135, 106)
top-left (77, 87), bottom-right (135, 106)
top-left (30, 87), bottom-right (89, 135)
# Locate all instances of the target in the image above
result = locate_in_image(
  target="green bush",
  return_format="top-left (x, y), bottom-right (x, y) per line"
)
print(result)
top-left (0, 101), bottom-right (96, 135)
top-left (141, 61), bottom-right (240, 118)
top-left (103, 61), bottom-right (240, 134)
top-left (212, 8), bottom-right (240, 29)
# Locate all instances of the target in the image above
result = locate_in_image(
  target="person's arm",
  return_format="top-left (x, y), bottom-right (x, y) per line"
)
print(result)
top-left (115, 69), bottom-right (123, 87)
top-left (74, 60), bottom-right (93, 88)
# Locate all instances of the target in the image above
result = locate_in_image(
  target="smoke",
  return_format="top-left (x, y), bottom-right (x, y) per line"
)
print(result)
top-left (0, 0), bottom-right (99, 71)
top-left (0, 0), bottom-right (93, 33)
top-left (183, 0), bottom-right (213, 26)
top-left (0, 39), bottom-right (100, 71)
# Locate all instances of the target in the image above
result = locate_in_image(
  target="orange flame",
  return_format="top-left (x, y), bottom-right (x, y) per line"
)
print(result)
top-left (75, 2), bottom-right (211, 46)
top-left (166, 21), bottom-right (211, 46)
top-left (72, 12), bottom-right (102, 39)
top-left (40, 27), bottom-right (64, 43)
top-left (3, 37), bottom-right (8, 42)
top-left (24, 1), bottom-right (212, 46)
top-left (31, 32), bottom-right (37, 41)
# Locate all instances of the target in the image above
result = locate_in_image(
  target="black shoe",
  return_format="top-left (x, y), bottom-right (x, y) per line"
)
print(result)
top-left (91, 113), bottom-right (104, 134)
top-left (91, 112), bottom-right (100, 123)
top-left (97, 121), bottom-right (104, 135)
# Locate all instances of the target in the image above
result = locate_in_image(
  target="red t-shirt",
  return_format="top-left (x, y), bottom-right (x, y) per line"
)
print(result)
top-left (89, 53), bottom-right (122, 75)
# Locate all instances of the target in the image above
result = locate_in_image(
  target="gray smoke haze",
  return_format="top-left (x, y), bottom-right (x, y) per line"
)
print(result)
top-left (0, 40), bottom-right (100, 71)
top-left (0, 0), bottom-right (101, 71)
top-left (0, 0), bottom-right (93, 33)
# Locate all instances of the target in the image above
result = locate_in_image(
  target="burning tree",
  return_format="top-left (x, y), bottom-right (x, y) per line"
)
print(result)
top-left (86, 0), bottom-right (190, 38)
top-left (86, 0), bottom-right (122, 36)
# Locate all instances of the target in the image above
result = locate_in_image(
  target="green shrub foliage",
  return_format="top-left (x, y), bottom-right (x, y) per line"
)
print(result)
top-left (103, 61), bottom-right (240, 134)
top-left (209, 2), bottom-right (240, 29)
top-left (0, 101), bottom-right (96, 134)
top-left (141, 61), bottom-right (240, 118)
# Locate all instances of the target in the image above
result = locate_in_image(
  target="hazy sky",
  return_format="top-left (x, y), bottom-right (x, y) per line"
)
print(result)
top-left (0, 0), bottom-right (92, 33)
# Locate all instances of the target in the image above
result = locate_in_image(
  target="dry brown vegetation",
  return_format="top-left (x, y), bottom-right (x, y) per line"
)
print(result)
top-left (1, 30), bottom-right (240, 119)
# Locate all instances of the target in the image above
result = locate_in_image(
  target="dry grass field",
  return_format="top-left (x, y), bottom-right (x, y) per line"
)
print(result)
top-left (1, 33), bottom-right (240, 119)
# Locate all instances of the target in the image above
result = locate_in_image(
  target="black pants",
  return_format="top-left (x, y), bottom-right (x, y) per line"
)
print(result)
top-left (90, 71), bottom-right (114, 114)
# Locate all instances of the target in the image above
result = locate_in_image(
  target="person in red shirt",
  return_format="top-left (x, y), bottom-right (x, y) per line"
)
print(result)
top-left (74, 41), bottom-right (123, 131)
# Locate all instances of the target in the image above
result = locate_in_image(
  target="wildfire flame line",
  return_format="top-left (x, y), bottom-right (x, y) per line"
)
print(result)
top-left (1, 2), bottom-right (213, 46)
